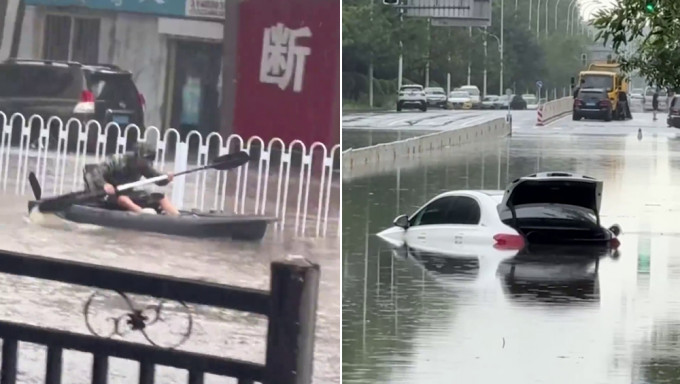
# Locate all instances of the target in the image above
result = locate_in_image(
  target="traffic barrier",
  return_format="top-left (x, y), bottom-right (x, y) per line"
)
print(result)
top-left (0, 112), bottom-right (340, 238)
top-left (536, 96), bottom-right (574, 126)
top-left (342, 118), bottom-right (511, 179)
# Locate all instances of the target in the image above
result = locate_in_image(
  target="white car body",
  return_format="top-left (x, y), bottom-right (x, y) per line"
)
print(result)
top-left (458, 85), bottom-right (481, 104)
top-left (397, 84), bottom-right (427, 112)
top-left (448, 91), bottom-right (472, 104)
top-left (523, 94), bottom-right (538, 110)
top-left (377, 172), bottom-right (617, 256)
top-left (482, 95), bottom-right (499, 109)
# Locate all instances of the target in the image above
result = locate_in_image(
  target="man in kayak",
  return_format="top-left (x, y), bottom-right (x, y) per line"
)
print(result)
top-left (83, 143), bottom-right (180, 216)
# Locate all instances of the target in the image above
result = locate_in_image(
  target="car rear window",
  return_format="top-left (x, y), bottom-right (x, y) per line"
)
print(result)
top-left (0, 64), bottom-right (83, 99)
top-left (86, 72), bottom-right (139, 107)
top-left (401, 86), bottom-right (422, 92)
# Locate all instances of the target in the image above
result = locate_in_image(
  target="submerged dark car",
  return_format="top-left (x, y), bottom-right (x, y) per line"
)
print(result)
top-left (510, 94), bottom-right (527, 110)
top-left (573, 88), bottom-right (613, 121)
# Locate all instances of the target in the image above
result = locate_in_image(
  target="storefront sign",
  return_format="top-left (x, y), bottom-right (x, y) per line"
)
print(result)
top-left (233, 0), bottom-right (340, 148)
top-left (185, 0), bottom-right (224, 18)
top-left (23, 0), bottom-right (223, 18)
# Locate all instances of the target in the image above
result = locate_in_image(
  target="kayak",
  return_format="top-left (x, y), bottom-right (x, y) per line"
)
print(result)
top-left (27, 200), bottom-right (277, 241)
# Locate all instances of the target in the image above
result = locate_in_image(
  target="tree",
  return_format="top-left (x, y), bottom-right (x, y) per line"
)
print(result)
top-left (592, 0), bottom-right (680, 89)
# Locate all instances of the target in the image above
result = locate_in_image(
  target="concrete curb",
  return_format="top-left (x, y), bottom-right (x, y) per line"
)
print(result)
top-left (537, 97), bottom-right (573, 126)
top-left (342, 118), bottom-right (511, 180)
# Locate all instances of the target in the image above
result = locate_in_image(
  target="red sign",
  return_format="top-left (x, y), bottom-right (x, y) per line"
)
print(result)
top-left (233, 0), bottom-right (340, 149)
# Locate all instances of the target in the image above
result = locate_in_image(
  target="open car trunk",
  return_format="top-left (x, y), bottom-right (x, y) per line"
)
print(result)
top-left (498, 173), bottom-right (611, 246)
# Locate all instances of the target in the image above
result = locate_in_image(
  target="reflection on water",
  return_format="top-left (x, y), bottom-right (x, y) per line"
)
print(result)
top-left (343, 133), bottom-right (680, 383)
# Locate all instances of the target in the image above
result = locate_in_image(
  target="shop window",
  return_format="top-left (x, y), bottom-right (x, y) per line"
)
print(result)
top-left (43, 15), bottom-right (100, 64)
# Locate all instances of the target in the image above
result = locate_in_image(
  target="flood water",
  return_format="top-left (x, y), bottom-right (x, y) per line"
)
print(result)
top-left (342, 131), bottom-right (680, 383)
top-left (0, 190), bottom-right (340, 383)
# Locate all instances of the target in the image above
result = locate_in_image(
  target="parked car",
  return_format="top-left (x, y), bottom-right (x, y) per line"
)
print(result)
top-left (510, 94), bottom-right (527, 110)
top-left (397, 84), bottom-right (427, 112)
top-left (458, 85), bottom-right (482, 108)
top-left (377, 172), bottom-right (622, 252)
top-left (573, 88), bottom-right (613, 121)
top-left (424, 87), bottom-right (447, 109)
top-left (667, 94), bottom-right (680, 128)
top-left (643, 86), bottom-right (668, 111)
top-left (481, 95), bottom-right (499, 109)
top-left (0, 58), bottom-right (146, 153)
top-left (522, 94), bottom-right (538, 110)
top-left (494, 94), bottom-right (511, 109)
top-left (448, 91), bottom-right (473, 110)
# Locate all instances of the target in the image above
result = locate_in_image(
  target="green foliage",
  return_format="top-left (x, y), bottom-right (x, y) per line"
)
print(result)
top-left (343, 0), bottom-right (591, 105)
top-left (593, 0), bottom-right (680, 89)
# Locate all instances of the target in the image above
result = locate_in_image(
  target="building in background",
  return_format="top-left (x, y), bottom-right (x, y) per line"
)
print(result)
top-left (1, 0), bottom-right (339, 149)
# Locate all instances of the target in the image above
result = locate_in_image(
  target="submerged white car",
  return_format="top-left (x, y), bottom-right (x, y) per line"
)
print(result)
top-left (377, 172), bottom-right (621, 253)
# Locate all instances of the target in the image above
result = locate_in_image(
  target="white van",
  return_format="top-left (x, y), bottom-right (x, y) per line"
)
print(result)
top-left (458, 85), bottom-right (481, 106)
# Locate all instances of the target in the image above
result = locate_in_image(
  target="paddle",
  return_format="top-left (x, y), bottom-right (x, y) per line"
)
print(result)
top-left (32, 151), bottom-right (251, 213)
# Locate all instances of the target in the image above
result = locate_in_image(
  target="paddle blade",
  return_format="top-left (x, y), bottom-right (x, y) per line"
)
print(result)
top-left (28, 172), bottom-right (42, 200)
top-left (211, 151), bottom-right (251, 171)
top-left (36, 190), bottom-right (103, 213)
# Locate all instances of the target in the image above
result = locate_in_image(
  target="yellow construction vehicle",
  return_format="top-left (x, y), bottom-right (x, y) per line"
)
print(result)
top-left (573, 61), bottom-right (631, 120)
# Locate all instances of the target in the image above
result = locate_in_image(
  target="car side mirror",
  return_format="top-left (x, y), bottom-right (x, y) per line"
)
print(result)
top-left (393, 214), bottom-right (409, 229)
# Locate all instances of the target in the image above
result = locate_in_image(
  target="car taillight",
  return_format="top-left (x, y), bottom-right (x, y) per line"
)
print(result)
top-left (574, 99), bottom-right (582, 107)
top-left (598, 99), bottom-right (611, 107)
top-left (138, 92), bottom-right (146, 112)
top-left (80, 90), bottom-right (95, 103)
top-left (74, 90), bottom-right (96, 114)
top-left (493, 233), bottom-right (525, 250)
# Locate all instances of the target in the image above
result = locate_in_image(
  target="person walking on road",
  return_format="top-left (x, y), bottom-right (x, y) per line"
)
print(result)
top-left (652, 88), bottom-right (659, 121)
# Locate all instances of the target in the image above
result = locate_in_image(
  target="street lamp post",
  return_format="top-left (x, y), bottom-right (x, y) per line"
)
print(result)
top-left (398, 9), bottom-right (404, 89)
top-left (554, 0), bottom-right (562, 32)
top-left (566, 0), bottom-right (577, 34)
top-left (537, 0), bottom-right (542, 38)
top-left (545, 0), bottom-right (549, 34)
top-left (500, 0), bottom-right (504, 95)
top-left (484, 31), bottom-right (503, 97)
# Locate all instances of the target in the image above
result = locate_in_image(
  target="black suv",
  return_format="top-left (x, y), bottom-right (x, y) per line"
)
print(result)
top-left (0, 58), bottom-right (145, 152)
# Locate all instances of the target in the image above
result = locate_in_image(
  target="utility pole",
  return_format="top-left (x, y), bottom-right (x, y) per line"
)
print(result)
top-left (483, 27), bottom-right (488, 98)
top-left (500, 0), bottom-right (504, 95)
top-left (425, 18), bottom-right (431, 87)
top-left (369, 0), bottom-right (374, 106)
top-left (467, 26), bottom-right (472, 85)
top-left (447, 28), bottom-right (451, 96)
top-left (537, 0), bottom-right (541, 38)
top-left (398, 9), bottom-right (404, 89)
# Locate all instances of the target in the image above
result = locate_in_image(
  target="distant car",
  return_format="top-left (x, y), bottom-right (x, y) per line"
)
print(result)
top-left (424, 87), bottom-right (447, 109)
top-left (494, 95), bottom-right (511, 109)
top-left (0, 58), bottom-right (146, 153)
top-left (377, 172), bottom-right (622, 253)
top-left (510, 94), bottom-right (527, 110)
top-left (458, 85), bottom-right (482, 108)
top-left (573, 88), bottom-right (613, 121)
top-left (397, 84), bottom-right (427, 112)
top-left (481, 95), bottom-right (499, 109)
top-left (522, 94), bottom-right (538, 110)
top-left (448, 91), bottom-right (473, 110)
top-left (667, 95), bottom-right (680, 128)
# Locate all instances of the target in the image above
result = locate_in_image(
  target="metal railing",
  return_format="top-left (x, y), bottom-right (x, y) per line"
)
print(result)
top-left (0, 112), bottom-right (340, 237)
top-left (0, 249), bottom-right (320, 384)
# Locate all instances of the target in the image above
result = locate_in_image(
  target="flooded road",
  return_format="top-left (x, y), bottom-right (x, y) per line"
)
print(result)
top-left (0, 191), bottom-right (340, 383)
top-left (342, 116), bottom-right (680, 383)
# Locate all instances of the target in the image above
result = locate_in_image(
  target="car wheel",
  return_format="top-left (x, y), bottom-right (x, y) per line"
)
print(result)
top-left (421, 103), bottom-right (427, 112)
top-left (396, 103), bottom-right (402, 112)
top-left (572, 113), bottom-right (580, 121)
top-left (604, 109), bottom-right (612, 122)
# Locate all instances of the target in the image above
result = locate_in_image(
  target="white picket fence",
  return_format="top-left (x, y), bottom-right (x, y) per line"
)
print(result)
top-left (0, 112), bottom-right (340, 238)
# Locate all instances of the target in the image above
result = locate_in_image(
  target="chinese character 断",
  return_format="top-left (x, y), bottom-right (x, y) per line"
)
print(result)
top-left (259, 23), bottom-right (312, 93)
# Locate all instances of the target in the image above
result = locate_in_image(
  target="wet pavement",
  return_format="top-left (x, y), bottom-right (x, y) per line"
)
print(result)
top-left (0, 188), bottom-right (339, 382)
top-left (342, 112), bottom-right (680, 383)
top-left (342, 110), bottom-right (535, 149)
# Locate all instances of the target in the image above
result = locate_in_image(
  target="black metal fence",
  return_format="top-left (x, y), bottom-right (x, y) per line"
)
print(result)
top-left (0, 249), bottom-right (320, 384)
